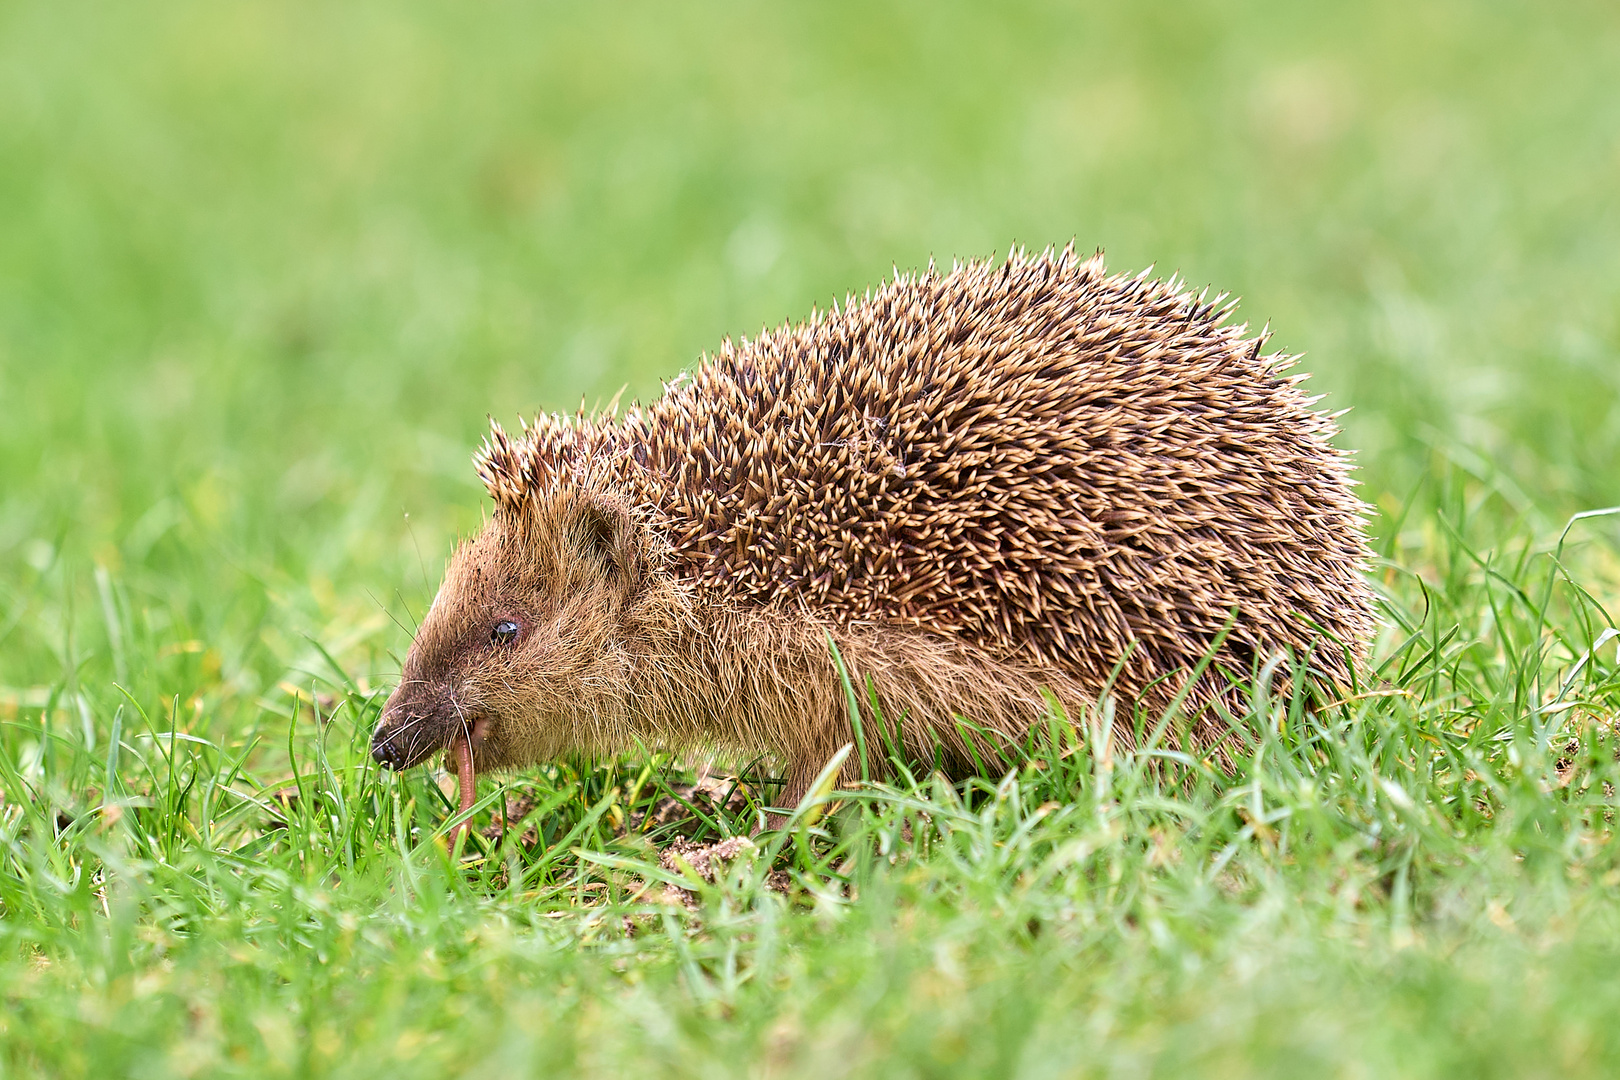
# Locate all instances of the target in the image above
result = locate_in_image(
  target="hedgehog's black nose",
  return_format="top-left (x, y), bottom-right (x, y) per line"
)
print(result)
top-left (370, 713), bottom-right (428, 770)
top-left (370, 724), bottom-right (408, 769)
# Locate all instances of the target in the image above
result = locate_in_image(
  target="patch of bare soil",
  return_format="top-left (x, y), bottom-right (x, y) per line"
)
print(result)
top-left (634, 772), bottom-right (759, 832)
top-left (655, 835), bottom-right (793, 909)
top-left (471, 773), bottom-right (794, 907)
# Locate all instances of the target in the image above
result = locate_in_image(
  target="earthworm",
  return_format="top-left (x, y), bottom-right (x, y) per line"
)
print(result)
top-left (449, 731), bottom-right (476, 845)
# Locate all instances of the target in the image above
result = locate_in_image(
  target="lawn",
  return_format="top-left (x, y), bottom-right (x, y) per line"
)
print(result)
top-left (3, 1), bottom-right (1620, 1075)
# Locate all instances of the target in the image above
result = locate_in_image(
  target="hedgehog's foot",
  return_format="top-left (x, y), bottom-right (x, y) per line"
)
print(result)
top-left (765, 768), bottom-right (814, 832)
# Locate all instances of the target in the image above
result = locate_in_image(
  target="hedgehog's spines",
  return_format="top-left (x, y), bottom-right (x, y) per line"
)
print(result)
top-left (476, 250), bottom-right (1374, 719)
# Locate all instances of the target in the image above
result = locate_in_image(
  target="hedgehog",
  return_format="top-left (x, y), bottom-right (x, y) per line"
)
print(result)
top-left (371, 246), bottom-right (1376, 833)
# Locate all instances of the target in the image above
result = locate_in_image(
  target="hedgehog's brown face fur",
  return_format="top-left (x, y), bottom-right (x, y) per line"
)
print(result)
top-left (370, 487), bottom-right (662, 777)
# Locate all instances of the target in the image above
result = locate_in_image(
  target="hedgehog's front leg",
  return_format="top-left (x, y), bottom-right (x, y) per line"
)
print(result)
top-left (773, 764), bottom-right (817, 829)
top-left (768, 699), bottom-right (856, 830)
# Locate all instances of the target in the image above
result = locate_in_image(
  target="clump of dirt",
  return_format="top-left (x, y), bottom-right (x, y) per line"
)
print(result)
top-left (655, 835), bottom-right (793, 909)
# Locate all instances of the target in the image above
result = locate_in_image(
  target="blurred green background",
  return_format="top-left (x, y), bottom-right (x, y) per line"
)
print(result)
top-left (2, 0), bottom-right (1618, 717)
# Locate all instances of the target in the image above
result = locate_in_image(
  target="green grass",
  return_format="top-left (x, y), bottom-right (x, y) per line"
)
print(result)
top-left (4, 0), bottom-right (1620, 1075)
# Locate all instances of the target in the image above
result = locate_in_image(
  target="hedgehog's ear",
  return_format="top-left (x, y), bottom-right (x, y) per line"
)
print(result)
top-left (569, 495), bottom-right (638, 586)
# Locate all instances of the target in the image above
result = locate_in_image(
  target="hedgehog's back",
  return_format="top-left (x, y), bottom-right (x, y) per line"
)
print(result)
top-left (618, 248), bottom-right (1371, 703)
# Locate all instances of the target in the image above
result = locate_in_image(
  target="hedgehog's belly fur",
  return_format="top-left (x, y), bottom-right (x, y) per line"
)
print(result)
top-left (561, 603), bottom-right (1104, 807)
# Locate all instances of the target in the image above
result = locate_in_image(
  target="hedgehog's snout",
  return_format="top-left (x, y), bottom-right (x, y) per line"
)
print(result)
top-left (371, 683), bottom-right (458, 771)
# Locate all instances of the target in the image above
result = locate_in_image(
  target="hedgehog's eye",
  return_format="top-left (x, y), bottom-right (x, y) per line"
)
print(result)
top-left (491, 619), bottom-right (520, 646)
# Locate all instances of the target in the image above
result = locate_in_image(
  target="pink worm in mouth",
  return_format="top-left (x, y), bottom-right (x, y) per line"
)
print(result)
top-left (449, 731), bottom-right (476, 844)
